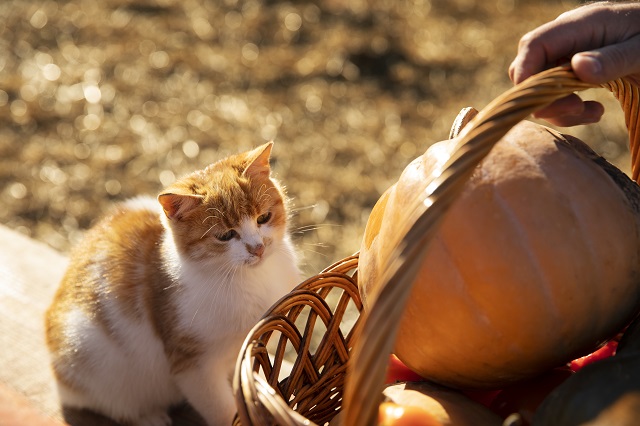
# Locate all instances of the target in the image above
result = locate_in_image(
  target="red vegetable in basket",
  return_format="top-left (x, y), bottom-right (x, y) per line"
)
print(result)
top-left (359, 117), bottom-right (640, 389)
top-left (569, 340), bottom-right (618, 372)
top-left (386, 354), bottom-right (427, 384)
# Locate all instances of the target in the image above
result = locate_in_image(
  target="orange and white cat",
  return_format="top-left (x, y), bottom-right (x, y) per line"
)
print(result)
top-left (45, 142), bottom-right (300, 426)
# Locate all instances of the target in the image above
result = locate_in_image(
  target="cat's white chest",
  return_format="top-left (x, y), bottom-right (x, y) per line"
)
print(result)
top-left (172, 242), bottom-right (300, 342)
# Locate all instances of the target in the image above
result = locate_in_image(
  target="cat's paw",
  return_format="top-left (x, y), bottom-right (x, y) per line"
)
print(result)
top-left (134, 411), bottom-right (172, 426)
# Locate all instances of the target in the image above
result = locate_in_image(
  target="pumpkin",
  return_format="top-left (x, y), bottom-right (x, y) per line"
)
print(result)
top-left (359, 117), bottom-right (640, 389)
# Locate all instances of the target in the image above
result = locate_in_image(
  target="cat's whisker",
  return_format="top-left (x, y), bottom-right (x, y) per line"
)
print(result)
top-left (211, 263), bottom-right (240, 321)
top-left (257, 184), bottom-right (272, 205)
top-left (289, 204), bottom-right (316, 213)
top-left (189, 281), bottom-right (212, 327)
top-left (202, 215), bottom-right (221, 224)
top-left (299, 247), bottom-right (331, 258)
top-left (302, 242), bottom-right (331, 248)
top-left (191, 261), bottom-right (234, 326)
top-left (294, 223), bottom-right (341, 229)
top-left (200, 283), bottom-right (220, 324)
top-left (191, 261), bottom-right (229, 315)
top-left (291, 224), bottom-right (341, 234)
top-left (206, 207), bottom-right (226, 219)
top-left (221, 263), bottom-right (237, 290)
top-left (201, 224), bottom-right (217, 239)
top-left (162, 281), bottom-right (180, 291)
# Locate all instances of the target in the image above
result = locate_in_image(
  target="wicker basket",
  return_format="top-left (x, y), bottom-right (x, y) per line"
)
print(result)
top-left (232, 66), bottom-right (640, 426)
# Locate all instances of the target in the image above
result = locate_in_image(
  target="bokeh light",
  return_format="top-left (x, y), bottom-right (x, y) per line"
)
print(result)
top-left (0, 0), bottom-right (628, 274)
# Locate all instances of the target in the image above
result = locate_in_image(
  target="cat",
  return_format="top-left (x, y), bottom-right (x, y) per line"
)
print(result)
top-left (45, 142), bottom-right (301, 426)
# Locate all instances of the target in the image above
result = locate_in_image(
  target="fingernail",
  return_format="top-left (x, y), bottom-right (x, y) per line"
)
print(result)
top-left (574, 54), bottom-right (603, 77)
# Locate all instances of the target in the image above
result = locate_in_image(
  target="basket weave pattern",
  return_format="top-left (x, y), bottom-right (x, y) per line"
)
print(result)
top-left (233, 255), bottom-right (361, 425)
top-left (234, 67), bottom-right (640, 426)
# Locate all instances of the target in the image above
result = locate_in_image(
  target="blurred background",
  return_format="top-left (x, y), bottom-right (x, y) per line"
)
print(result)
top-left (0, 0), bottom-right (630, 275)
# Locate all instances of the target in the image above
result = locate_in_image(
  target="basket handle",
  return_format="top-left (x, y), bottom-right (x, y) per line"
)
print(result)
top-left (341, 66), bottom-right (639, 426)
top-left (602, 79), bottom-right (640, 182)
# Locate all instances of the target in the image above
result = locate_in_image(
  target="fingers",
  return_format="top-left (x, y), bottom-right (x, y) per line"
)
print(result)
top-left (508, 27), bottom-right (565, 85)
top-left (533, 96), bottom-right (604, 127)
top-left (508, 2), bottom-right (640, 127)
top-left (509, 2), bottom-right (640, 85)
top-left (533, 94), bottom-right (586, 119)
top-left (571, 34), bottom-right (640, 84)
top-left (508, 8), bottom-right (602, 84)
top-left (513, 31), bottom-right (640, 127)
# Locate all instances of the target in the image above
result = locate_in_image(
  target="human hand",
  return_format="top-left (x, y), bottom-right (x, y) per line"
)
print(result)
top-left (509, 1), bottom-right (640, 127)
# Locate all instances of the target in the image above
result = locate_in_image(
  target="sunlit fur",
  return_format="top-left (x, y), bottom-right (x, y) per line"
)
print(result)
top-left (45, 143), bottom-right (300, 426)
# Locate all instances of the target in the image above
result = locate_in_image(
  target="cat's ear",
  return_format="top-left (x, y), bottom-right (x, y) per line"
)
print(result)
top-left (243, 142), bottom-right (273, 179)
top-left (158, 192), bottom-right (203, 221)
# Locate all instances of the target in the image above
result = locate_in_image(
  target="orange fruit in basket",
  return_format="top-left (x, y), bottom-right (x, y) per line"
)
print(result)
top-left (359, 119), bottom-right (640, 389)
top-left (378, 402), bottom-right (444, 426)
top-left (381, 381), bottom-right (502, 425)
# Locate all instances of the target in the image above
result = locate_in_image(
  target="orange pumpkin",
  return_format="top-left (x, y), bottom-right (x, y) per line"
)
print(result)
top-left (359, 119), bottom-right (640, 389)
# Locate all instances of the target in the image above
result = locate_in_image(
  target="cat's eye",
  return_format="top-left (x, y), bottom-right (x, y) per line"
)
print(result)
top-left (257, 211), bottom-right (272, 225)
top-left (217, 229), bottom-right (238, 241)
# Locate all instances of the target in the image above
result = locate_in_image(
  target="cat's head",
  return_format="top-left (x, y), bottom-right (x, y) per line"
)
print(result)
top-left (158, 142), bottom-right (289, 267)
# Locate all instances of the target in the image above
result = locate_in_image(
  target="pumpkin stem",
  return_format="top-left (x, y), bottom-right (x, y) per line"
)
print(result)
top-left (449, 107), bottom-right (479, 139)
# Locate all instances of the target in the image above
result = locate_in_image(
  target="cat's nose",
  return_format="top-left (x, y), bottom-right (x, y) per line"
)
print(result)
top-left (247, 243), bottom-right (265, 258)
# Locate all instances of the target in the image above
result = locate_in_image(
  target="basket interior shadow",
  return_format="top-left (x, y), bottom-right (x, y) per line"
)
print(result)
top-left (233, 66), bottom-right (640, 426)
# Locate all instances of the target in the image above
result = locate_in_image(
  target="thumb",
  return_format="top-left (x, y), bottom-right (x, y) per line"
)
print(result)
top-left (572, 35), bottom-right (640, 84)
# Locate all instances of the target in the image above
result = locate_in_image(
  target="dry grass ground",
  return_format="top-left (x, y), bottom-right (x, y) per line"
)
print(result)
top-left (0, 0), bottom-right (629, 276)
